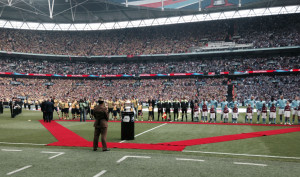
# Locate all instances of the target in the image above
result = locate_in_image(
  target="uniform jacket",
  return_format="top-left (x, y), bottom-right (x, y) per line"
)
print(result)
top-left (94, 104), bottom-right (109, 128)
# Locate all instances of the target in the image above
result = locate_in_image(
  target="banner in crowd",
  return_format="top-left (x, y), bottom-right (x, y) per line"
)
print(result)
top-left (0, 69), bottom-right (298, 78)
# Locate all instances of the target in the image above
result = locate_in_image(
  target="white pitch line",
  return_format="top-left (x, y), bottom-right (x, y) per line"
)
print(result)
top-left (234, 162), bottom-right (267, 167)
top-left (93, 170), bottom-right (107, 177)
top-left (1, 149), bottom-right (23, 152)
top-left (117, 155), bottom-right (151, 163)
top-left (41, 151), bottom-right (65, 159)
top-left (119, 123), bottom-right (168, 143)
top-left (0, 142), bottom-right (46, 146)
top-left (6, 165), bottom-right (32, 176)
top-left (182, 150), bottom-right (300, 160)
top-left (176, 158), bottom-right (205, 162)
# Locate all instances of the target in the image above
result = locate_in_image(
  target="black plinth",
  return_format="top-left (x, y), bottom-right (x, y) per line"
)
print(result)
top-left (121, 111), bottom-right (135, 140)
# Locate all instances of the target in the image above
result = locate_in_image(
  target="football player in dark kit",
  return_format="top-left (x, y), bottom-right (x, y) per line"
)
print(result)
top-left (148, 96), bottom-right (155, 120)
top-left (173, 97), bottom-right (180, 121)
top-left (157, 98), bottom-right (164, 121)
top-left (181, 97), bottom-right (189, 121)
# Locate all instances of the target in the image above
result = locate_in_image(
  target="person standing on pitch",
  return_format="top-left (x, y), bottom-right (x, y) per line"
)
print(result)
top-left (284, 102), bottom-right (291, 125)
top-left (291, 96), bottom-right (299, 124)
top-left (246, 104), bottom-right (253, 123)
top-left (173, 97), bottom-right (180, 121)
top-left (232, 104), bottom-right (239, 123)
top-left (209, 105), bottom-right (216, 123)
top-left (277, 95), bottom-right (287, 124)
top-left (157, 98), bottom-right (164, 121)
top-left (261, 103), bottom-right (268, 124)
top-left (147, 96), bottom-right (155, 120)
top-left (223, 105), bottom-right (229, 123)
top-left (210, 96), bottom-right (218, 122)
top-left (165, 97), bottom-right (172, 121)
top-left (41, 99), bottom-right (46, 122)
top-left (190, 97), bottom-right (195, 122)
top-left (45, 99), bottom-right (54, 123)
top-left (220, 97), bottom-right (228, 123)
top-left (193, 100), bottom-right (199, 122)
top-left (269, 103), bottom-right (277, 124)
top-left (181, 97), bottom-right (188, 121)
top-left (93, 97), bottom-right (109, 152)
top-left (255, 97), bottom-right (264, 124)
top-left (244, 96), bottom-right (256, 123)
top-left (229, 98), bottom-right (239, 121)
top-left (268, 97), bottom-right (277, 124)
top-left (0, 98), bottom-right (3, 114)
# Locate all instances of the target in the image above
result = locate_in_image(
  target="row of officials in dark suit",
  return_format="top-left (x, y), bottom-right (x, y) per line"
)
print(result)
top-left (41, 99), bottom-right (54, 123)
top-left (148, 97), bottom-right (196, 121)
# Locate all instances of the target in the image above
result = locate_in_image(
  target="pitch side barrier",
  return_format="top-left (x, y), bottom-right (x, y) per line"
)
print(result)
top-left (0, 69), bottom-right (299, 79)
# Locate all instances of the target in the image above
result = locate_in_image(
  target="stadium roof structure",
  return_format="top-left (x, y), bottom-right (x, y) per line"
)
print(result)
top-left (0, 0), bottom-right (299, 31)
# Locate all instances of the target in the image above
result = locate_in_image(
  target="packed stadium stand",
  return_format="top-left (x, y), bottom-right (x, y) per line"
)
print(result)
top-left (0, 0), bottom-right (298, 104)
top-left (1, 2), bottom-right (300, 176)
top-left (0, 14), bottom-right (299, 56)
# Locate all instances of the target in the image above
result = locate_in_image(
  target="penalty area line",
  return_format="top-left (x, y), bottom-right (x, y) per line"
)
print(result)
top-left (234, 162), bottom-right (267, 167)
top-left (1, 149), bottom-right (23, 152)
top-left (93, 170), bottom-right (107, 177)
top-left (117, 155), bottom-right (151, 163)
top-left (6, 165), bottom-right (32, 176)
top-left (182, 150), bottom-right (300, 160)
top-left (119, 122), bottom-right (169, 143)
top-left (41, 151), bottom-right (65, 159)
top-left (176, 158), bottom-right (205, 162)
top-left (0, 142), bottom-right (46, 146)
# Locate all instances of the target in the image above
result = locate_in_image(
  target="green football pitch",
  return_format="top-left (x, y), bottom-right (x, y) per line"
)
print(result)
top-left (0, 109), bottom-right (300, 177)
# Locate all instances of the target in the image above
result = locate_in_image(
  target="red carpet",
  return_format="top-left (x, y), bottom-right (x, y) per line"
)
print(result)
top-left (40, 120), bottom-right (185, 151)
top-left (56, 119), bottom-right (300, 127)
top-left (158, 127), bottom-right (300, 146)
top-left (40, 120), bottom-right (300, 151)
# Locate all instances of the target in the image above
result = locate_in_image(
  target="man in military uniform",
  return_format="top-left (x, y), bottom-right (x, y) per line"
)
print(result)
top-left (93, 97), bottom-right (110, 152)
top-left (181, 97), bottom-right (189, 121)
top-left (157, 98), bottom-right (164, 121)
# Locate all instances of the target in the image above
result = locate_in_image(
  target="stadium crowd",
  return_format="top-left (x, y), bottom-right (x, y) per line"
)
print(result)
top-left (0, 75), bottom-right (298, 103)
top-left (0, 55), bottom-right (299, 75)
top-left (0, 14), bottom-right (299, 56)
top-left (0, 75), bottom-right (299, 124)
top-left (0, 77), bottom-right (226, 102)
top-left (235, 75), bottom-right (300, 102)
